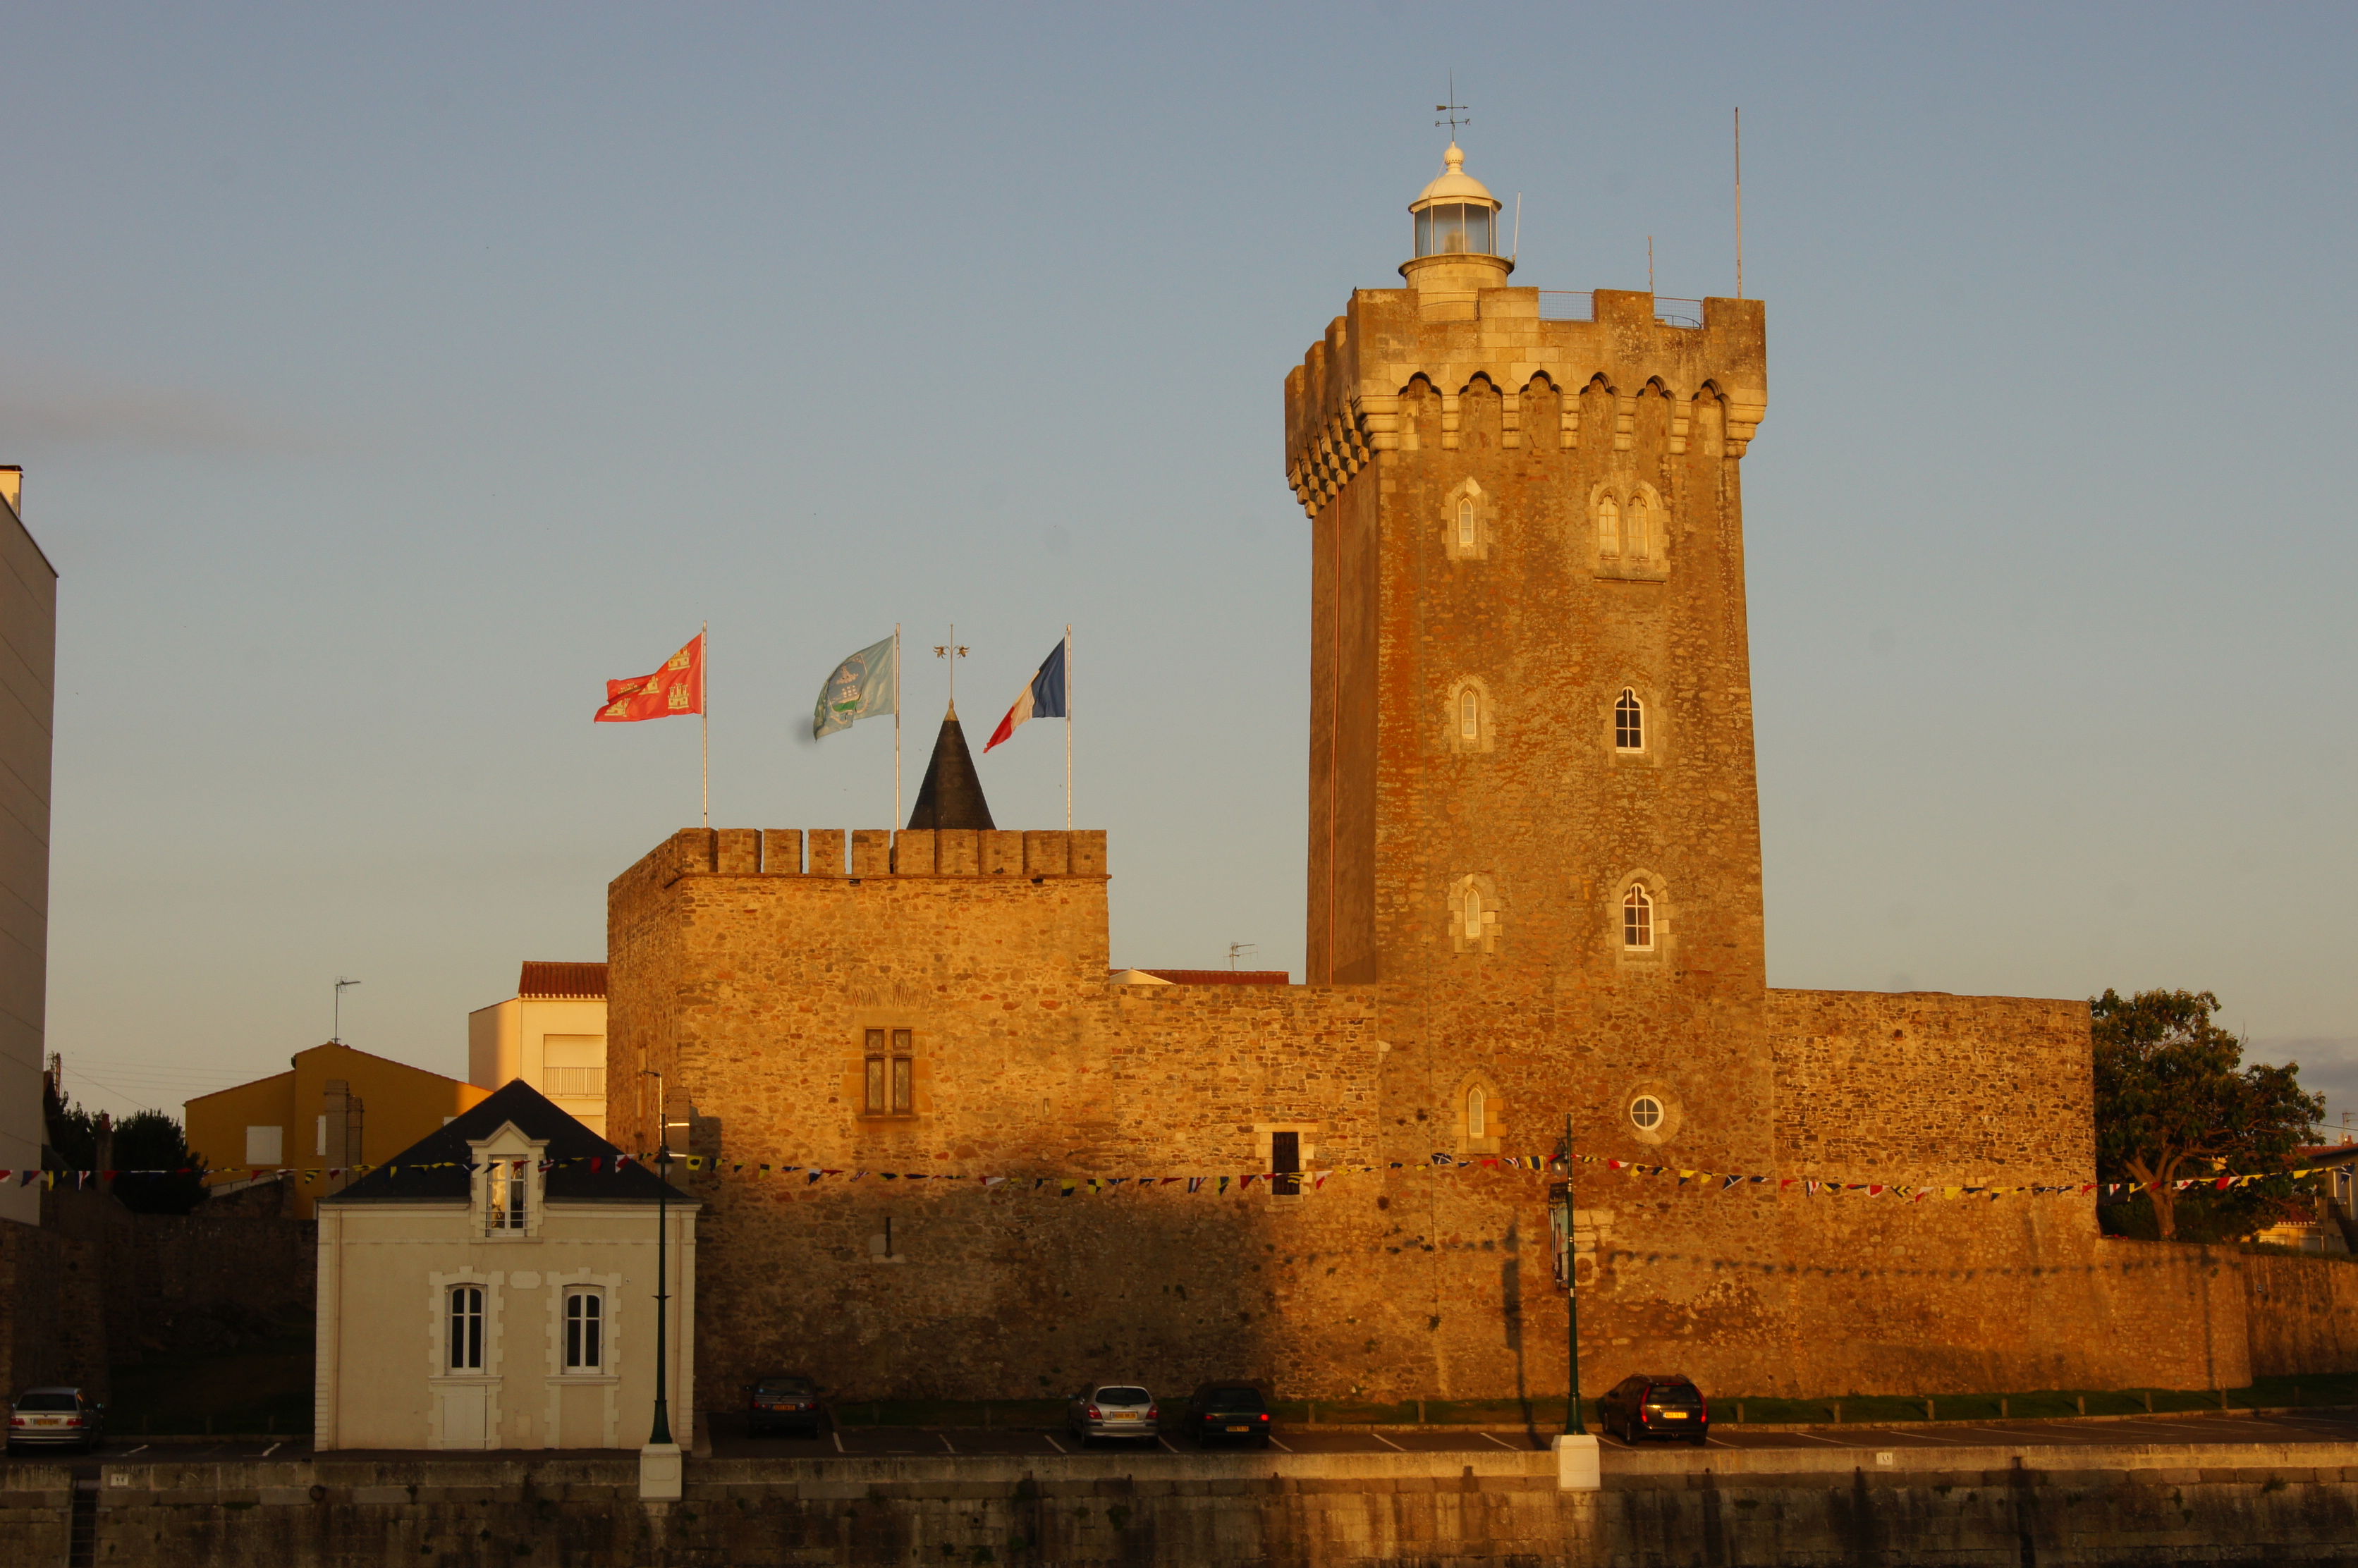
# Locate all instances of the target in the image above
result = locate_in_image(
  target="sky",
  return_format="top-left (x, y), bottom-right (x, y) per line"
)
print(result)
top-left (6, 4), bottom-right (2354, 1129)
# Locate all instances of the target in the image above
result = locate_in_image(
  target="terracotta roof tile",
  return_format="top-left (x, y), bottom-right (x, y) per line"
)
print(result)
top-left (518, 961), bottom-right (608, 999)
top-left (1139, 969), bottom-right (1292, 986)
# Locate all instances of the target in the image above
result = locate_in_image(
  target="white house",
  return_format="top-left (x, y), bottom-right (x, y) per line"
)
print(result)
top-left (313, 1079), bottom-right (697, 1453)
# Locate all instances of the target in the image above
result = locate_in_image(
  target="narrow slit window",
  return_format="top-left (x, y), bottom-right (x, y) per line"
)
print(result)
top-left (1462, 888), bottom-right (1484, 943)
top-left (1456, 498), bottom-right (1477, 550)
top-left (863, 1029), bottom-right (886, 1113)
top-left (1467, 1088), bottom-right (1487, 1140)
top-left (448, 1285), bottom-right (484, 1372)
top-left (1623, 886), bottom-right (1654, 950)
top-left (1459, 688), bottom-right (1479, 740)
top-left (1627, 496), bottom-right (1652, 561)
top-left (1615, 690), bottom-right (1644, 752)
top-left (564, 1290), bottom-right (603, 1372)
top-left (1597, 496), bottom-right (1620, 558)
top-left (892, 1030), bottom-right (914, 1113)
top-left (1271, 1130), bottom-right (1301, 1196)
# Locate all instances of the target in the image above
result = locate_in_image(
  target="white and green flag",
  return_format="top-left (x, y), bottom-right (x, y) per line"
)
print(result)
top-left (814, 635), bottom-right (897, 737)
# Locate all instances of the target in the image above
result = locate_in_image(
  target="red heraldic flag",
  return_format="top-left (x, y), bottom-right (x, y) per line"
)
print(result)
top-left (594, 634), bottom-right (705, 723)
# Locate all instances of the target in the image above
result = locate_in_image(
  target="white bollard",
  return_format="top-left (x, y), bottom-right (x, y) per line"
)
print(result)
top-left (639, 1440), bottom-right (683, 1501)
top-left (1552, 1433), bottom-right (1601, 1490)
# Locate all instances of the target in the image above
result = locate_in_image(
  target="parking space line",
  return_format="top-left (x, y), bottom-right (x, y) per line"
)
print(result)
top-left (262, 1443), bottom-right (281, 1457)
top-left (1156, 1436), bottom-right (1177, 1452)
top-left (1775, 1429), bottom-right (1855, 1445)
top-left (1370, 1432), bottom-right (1405, 1450)
top-left (1477, 1432), bottom-right (1516, 1450)
top-left (121, 1445), bottom-right (147, 1457)
top-left (1266, 1436), bottom-right (1293, 1452)
top-left (831, 1429), bottom-right (845, 1454)
top-left (1044, 1434), bottom-right (1065, 1453)
top-left (937, 1433), bottom-right (954, 1454)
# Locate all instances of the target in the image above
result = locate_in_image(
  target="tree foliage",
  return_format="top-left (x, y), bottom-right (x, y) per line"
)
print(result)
top-left (2091, 988), bottom-right (2322, 1242)
top-left (42, 1081), bottom-right (209, 1215)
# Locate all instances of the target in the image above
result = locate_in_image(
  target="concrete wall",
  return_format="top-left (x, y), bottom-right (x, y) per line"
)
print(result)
top-left (35, 1441), bottom-right (2358, 1567)
top-left (468, 996), bottom-right (610, 1137)
top-left (0, 468), bottom-right (54, 1231)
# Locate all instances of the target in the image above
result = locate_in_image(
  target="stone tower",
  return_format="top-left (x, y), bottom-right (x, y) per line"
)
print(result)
top-left (1285, 141), bottom-right (1776, 1188)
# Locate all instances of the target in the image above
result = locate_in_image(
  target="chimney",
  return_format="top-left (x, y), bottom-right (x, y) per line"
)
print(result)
top-left (0, 466), bottom-right (19, 520)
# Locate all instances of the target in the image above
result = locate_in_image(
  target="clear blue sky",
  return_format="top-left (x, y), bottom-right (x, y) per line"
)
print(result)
top-left (8, 4), bottom-right (2354, 1127)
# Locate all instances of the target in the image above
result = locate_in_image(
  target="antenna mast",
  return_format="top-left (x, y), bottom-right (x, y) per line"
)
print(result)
top-left (1436, 71), bottom-right (1470, 140)
top-left (1734, 107), bottom-right (1744, 298)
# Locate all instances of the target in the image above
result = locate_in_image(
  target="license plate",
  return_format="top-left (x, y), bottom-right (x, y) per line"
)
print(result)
top-left (1226, 1424), bottom-right (1250, 1432)
top-left (36, 1418), bottom-right (61, 1427)
top-left (1108, 1412), bottom-right (1138, 1421)
top-left (1658, 1411), bottom-right (1688, 1420)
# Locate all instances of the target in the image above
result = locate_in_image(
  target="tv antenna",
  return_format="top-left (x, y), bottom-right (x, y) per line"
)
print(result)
top-left (1227, 942), bottom-right (1259, 971)
top-left (1435, 72), bottom-right (1470, 140)
top-left (932, 625), bottom-right (969, 705)
top-left (334, 976), bottom-right (362, 1044)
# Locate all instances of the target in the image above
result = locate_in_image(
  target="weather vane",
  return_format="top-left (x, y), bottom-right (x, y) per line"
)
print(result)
top-left (1436, 71), bottom-right (1470, 140)
top-left (933, 625), bottom-right (969, 703)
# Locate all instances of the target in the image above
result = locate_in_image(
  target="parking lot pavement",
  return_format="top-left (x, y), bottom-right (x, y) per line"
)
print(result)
top-left (1601, 1410), bottom-right (2358, 1452)
top-left (707, 1425), bottom-right (1563, 1460)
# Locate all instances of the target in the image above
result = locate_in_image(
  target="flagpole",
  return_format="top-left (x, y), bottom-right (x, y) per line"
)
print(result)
top-left (893, 625), bottom-right (903, 829)
top-left (1063, 623), bottom-right (1073, 830)
top-left (700, 622), bottom-right (710, 830)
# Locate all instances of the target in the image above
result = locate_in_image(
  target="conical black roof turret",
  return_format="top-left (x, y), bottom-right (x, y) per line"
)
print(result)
top-left (906, 702), bottom-right (996, 831)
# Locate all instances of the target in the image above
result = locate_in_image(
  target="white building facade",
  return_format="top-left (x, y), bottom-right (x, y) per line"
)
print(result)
top-left (314, 1080), bottom-right (695, 1450)
top-left (470, 962), bottom-right (609, 1137)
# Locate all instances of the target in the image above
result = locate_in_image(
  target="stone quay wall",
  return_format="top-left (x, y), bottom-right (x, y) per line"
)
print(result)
top-left (19, 1443), bottom-right (2358, 1567)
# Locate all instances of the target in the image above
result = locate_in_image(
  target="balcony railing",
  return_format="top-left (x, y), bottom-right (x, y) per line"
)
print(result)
top-left (1535, 291), bottom-right (1706, 328)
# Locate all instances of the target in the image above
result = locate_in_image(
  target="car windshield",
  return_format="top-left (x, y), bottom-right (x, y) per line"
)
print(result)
top-left (1645, 1385), bottom-right (1701, 1407)
top-left (1202, 1387), bottom-right (1264, 1408)
top-left (16, 1394), bottom-right (78, 1412)
top-left (1095, 1387), bottom-right (1150, 1404)
top-left (754, 1378), bottom-right (813, 1395)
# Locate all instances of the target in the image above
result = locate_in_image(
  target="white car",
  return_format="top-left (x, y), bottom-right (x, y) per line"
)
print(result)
top-left (8, 1387), bottom-right (104, 1451)
top-left (1065, 1383), bottom-right (1157, 1444)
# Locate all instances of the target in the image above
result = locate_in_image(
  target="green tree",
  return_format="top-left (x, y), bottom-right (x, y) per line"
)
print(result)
top-left (2091, 988), bottom-right (2322, 1242)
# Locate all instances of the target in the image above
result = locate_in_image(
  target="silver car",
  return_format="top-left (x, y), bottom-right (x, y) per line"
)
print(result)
top-left (7, 1387), bottom-right (104, 1451)
top-left (1065, 1383), bottom-right (1157, 1445)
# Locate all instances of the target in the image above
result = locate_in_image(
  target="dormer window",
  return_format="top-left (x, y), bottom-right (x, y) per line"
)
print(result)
top-left (487, 1159), bottom-right (528, 1232)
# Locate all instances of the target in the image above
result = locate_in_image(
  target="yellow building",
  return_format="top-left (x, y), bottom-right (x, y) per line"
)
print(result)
top-left (185, 1043), bottom-right (490, 1220)
top-left (468, 962), bottom-right (608, 1137)
top-left (0, 466), bottom-right (54, 1231)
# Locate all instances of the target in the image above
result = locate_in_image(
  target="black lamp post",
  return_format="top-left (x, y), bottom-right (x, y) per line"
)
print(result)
top-left (644, 1067), bottom-right (673, 1449)
top-left (1560, 1110), bottom-right (1585, 1437)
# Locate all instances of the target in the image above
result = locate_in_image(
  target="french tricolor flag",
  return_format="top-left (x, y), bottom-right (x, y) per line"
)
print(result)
top-left (984, 636), bottom-right (1068, 751)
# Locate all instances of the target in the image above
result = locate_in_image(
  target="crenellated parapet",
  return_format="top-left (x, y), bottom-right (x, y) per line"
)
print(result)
top-left (1283, 287), bottom-right (1769, 517)
top-left (614, 827), bottom-right (1108, 893)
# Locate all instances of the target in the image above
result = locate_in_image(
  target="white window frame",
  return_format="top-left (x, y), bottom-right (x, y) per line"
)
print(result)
top-left (448, 1285), bottom-right (486, 1372)
top-left (1467, 1088), bottom-right (1487, 1140)
top-left (1614, 689), bottom-right (1644, 753)
top-left (563, 1288), bottom-right (605, 1374)
top-left (486, 1160), bottom-right (529, 1234)
top-left (1630, 1096), bottom-right (1663, 1132)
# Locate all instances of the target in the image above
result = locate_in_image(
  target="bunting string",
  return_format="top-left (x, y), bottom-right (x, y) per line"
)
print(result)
top-left (13, 1151), bottom-right (2348, 1203)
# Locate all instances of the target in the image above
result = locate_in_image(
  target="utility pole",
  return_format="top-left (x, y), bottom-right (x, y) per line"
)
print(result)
top-left (643, 1067), bottom-right (673, 1449)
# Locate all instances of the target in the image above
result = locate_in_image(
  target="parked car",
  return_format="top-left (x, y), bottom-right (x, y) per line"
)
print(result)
top-left (743, 1374), bottom-right (827, 1437)
top-left (1184, 1381), bottom-right (1273, 1447)
top-left (7, 1388), bottom-right (104, 1452)
top-left (1599, 1373), bottom-right (1709, 1444)
top-left (1065, 1384), bottom-right (1158, 1445)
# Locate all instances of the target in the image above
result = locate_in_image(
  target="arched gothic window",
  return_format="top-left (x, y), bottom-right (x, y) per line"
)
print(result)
top-left (1625, 494), bottom-right (1654, 561)
top-left (1614, 690), bottom-right (1644, 752)
top-left (1460, 688), bottom-right (1480, 740)
top-left (1456, 498), bottom-right (1477, 551)
top-left (1467, 1087), bottom-right (1487, 1140)
top-left (1596, 496), bottom-right (1620, 558)
top-left (1623, 886), bottom-right (1654, 950)
top-left (1462, 888), bottom-right (1485, 943)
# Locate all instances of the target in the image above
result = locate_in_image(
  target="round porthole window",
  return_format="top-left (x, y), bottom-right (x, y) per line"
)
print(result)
top-left (1629, 1096), bottom-right (1663, 1131)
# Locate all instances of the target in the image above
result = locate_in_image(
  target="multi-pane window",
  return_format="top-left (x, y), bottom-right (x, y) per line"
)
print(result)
top-left (1614, 689), bottom-right (1644, 752)
top-left (1623, 886), bottom-right (1654, 950)
top-left (1459, 689), bottom-right (1480, 741)
top-left (448, 1285), bottom-right (484, 1371)
top-left (1625, 496), bottom-right (1654, 560)
top-left (863, 1029), bottom-right (915, 1115)
top-left (487, 1160), bottom-right (527, 1232)
top-left (1455, 499), bottom-right (1477, 551)
top-left (1630, 1096), bottom-right (1663, 1131)
top-left (563, 1290), bottom-right (604, 1373)
top-left (1271, 1130), bottom-right (1302, 1197)
top-left (1596, 496), bottom-right (1620, 557)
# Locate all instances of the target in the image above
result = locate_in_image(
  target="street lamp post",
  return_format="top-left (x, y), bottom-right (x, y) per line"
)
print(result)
top-left (643, 1067), bottom-right (673, 1450)
top-left (1562, 1110), bottom-right (1584, 1437)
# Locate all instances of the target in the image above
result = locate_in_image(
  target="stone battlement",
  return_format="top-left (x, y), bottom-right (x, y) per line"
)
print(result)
top-left (616, 827), bottom-right (1108, 891)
